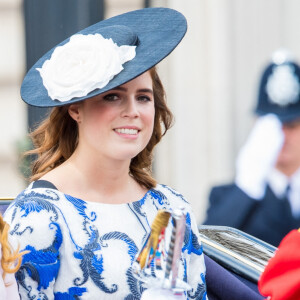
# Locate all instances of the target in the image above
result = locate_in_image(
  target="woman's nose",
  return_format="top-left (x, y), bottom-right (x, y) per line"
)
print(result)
top-left (121, 98), bottom-right (139, 118)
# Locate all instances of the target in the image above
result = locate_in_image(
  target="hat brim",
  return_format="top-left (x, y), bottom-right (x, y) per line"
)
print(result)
top-left (21, 7), bottom-right (187, 107)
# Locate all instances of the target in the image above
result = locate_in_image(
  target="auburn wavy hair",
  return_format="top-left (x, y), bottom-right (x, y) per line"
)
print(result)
top-left (27, 67), bottom-right (173, 189)
top-left (0, 215), bottom-right (24, 279)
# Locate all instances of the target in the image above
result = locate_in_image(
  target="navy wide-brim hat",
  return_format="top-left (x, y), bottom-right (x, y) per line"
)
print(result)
top-left (21, 7), bottom-right (187, 107)
top-left (255, 50), bottom-right (300, 123)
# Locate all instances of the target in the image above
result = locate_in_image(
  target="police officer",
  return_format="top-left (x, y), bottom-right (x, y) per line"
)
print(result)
top-left (204, 49), bottom-right (300, 247)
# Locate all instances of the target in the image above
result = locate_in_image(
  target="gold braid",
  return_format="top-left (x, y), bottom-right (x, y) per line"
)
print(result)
top-left (139, 210), bottom-right (171, 269)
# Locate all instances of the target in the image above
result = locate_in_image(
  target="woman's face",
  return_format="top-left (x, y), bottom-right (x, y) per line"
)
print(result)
top-left (70, 71), bottom-right (155, 162)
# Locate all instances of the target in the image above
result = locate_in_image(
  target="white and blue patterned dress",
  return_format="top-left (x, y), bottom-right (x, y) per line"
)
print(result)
top-left (4, 181), bottom-right (207, 300)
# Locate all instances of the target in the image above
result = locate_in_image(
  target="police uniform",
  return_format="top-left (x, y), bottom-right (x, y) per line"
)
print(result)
top-left (204, 182), bottom-right (300, 247)
top-left (204, 49), bottom-right (300, 247)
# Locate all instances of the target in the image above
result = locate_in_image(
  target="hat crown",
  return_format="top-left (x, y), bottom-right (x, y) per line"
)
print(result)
top-left (21, 7), bottom-right (187, 107)
top-left (80, 25), bottom-right (139, 47)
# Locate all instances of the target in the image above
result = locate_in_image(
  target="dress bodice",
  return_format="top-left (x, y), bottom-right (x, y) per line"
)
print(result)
top-left (4, 183), bottom-right (207, 299)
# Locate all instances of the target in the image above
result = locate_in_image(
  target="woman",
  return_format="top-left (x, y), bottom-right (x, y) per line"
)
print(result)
top-left (0, 214), bottom-right (23, 299)
top-left (4, 7), bottom-right (207, 299)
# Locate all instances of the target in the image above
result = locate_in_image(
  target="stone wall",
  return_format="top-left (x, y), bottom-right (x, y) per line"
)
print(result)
top-left (2, 0), bottom-right (300, 223)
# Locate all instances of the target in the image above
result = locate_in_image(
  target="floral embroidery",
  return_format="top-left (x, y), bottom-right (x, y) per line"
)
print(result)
top-left (187, 273), bottom-right (207, 300)
top-left (4, 184), bottom-right (207, 299)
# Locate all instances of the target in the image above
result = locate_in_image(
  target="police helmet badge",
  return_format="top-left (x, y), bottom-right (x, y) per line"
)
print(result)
top-left (255, 48), bottom-right (300, 122)
top-left (266, 63), bottom-right (300, 107)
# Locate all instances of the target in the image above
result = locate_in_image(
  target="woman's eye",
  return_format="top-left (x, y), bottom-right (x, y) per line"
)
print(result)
top-left (138, 95), bottom-right (151, 102)
top-left (103, 94), bottom-right (119, 101)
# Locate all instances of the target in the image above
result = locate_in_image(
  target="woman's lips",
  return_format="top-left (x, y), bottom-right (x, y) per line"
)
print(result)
top-left (114, 128), bottom-right (139, 135)
top-left (113, 127), bottom-right (140, 139)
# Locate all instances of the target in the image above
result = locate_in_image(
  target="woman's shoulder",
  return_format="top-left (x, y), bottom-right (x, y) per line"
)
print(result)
top-left (153, 183), bottom-right (191, 209)
top-left (12, 181), bottom-right (62, 205)
top-left (4, 182), bottom-right (65, 253)
top-left (154, 183), bottom-right (189, 200)
top-left (4, 181), bottom-right (64, 222)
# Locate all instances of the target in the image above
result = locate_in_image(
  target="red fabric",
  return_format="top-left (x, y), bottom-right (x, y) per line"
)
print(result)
top-left (258, 229), bottom-right (300, 300)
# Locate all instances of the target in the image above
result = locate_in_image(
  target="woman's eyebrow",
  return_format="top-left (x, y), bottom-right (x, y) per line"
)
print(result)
top-left (137, 88), bottom-right (153, 94)
top-left (111, 86), bottom-right (153, 94)
top-left (113, 86), bottom-right (127, 91)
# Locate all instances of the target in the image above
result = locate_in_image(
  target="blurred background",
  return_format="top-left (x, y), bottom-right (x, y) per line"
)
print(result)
top-left (1, 0), bottom-right (300, 223)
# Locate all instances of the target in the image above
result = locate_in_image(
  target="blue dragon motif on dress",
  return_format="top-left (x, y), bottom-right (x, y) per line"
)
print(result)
top-left (101, 231), bottom-right (145, 298)
top-left (101, 231), bottom-right (138, 262)
top-left (64, 194), bottom-right (152, 297)
top-left (161, 184), bottom-right (189, 204)
top-left (15, 222), bottom-right (63, 299)
top-left (66, 194), bottom-right (146, 296)
top-left (149, 189), bottom-right (170, 209)
top-left (182, 213), bottom-right (203, 256)
top-left (181, 257), bottom-right (188, 283)
top-left (131, 191), bottom-right (150, 217)
top-left (73, 226), bottom-right (118, 294)
top-left (6, 185), bottom-right (207, 299)
top-left (65, 194), bottom-right (96, 237)
top-left (187, 273), bottom-right (207, 300)
top-left (63, 195), bottom-right (116, 294)
top-left (9, 189), bottom-right (60, 224)
top-left (65, 194), bottom-right (135, 295)
top-left (127, 198), bottom-right (152, 247)
top-left (65, 195), bottom-right (96, 221)
top-left (8, 190), bottom-right (91, 299)
top-left (124, 268), bottom-right (146, 299)
top-left (54, 287), bottom-right (87, 299)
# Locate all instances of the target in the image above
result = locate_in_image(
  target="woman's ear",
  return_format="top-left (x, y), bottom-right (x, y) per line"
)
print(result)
top-left (68, 103), bottom-right (82, 123)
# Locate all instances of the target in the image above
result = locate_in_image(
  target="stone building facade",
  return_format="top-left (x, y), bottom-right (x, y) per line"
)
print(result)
top-left (2, 0), bottom-right (300, 222)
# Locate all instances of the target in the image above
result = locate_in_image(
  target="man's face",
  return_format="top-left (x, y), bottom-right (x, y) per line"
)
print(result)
top-left (276, 118), bottom-right (300, 175)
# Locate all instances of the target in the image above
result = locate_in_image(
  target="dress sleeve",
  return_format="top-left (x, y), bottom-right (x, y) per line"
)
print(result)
top-left (184, 209), bottom-right (208, 300)
top-left (4, 189), bottom-right (63, 299)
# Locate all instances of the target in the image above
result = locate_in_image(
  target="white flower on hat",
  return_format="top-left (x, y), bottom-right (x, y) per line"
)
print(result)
top-left (37, 34), bottom-right (136, 102)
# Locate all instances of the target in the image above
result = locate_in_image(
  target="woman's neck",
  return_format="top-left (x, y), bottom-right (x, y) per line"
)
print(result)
top-left (41, 149), bottom-right (146, 204)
